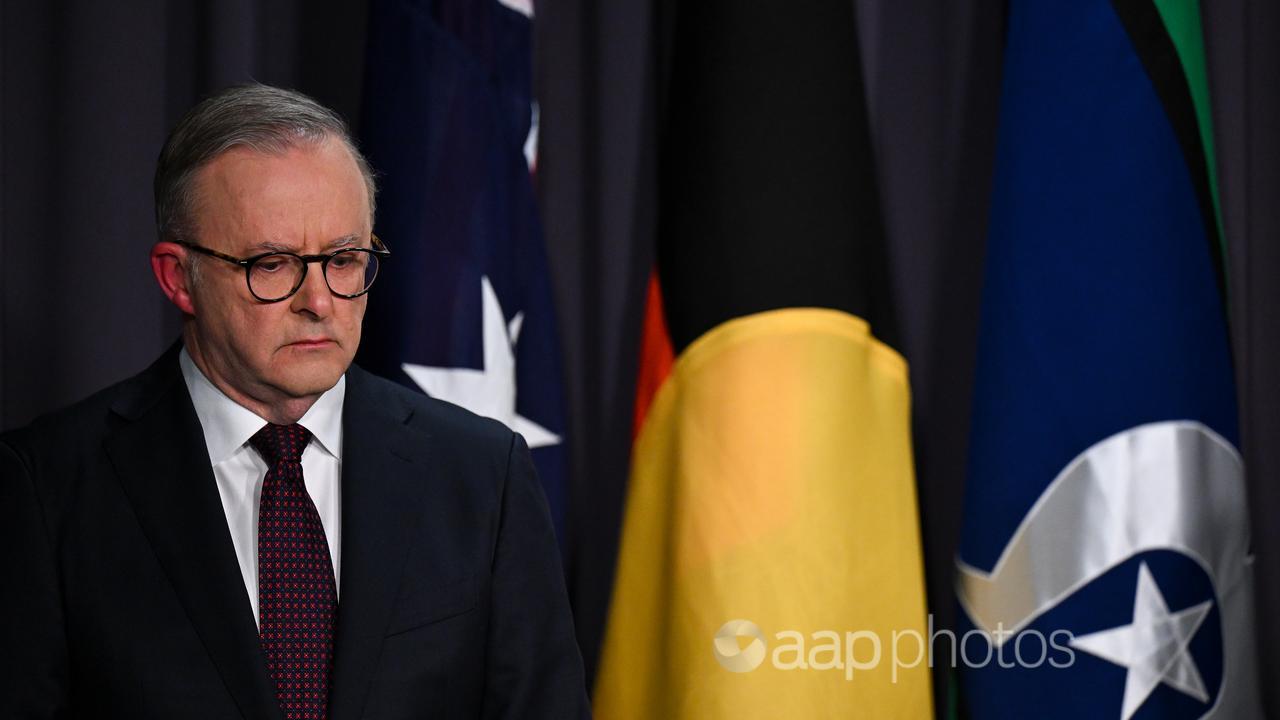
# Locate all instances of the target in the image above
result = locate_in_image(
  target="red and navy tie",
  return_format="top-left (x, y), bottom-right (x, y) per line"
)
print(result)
top-left (251, 423), bottom-right (336, 720)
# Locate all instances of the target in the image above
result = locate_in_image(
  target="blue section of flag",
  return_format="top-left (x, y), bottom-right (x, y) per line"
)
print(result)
top-left (957, 552), bottom-right (1223, 719)
top-left (958, 0), bottom-right (1237, 716)
top-left (358, 0), bottom-right (570, 546)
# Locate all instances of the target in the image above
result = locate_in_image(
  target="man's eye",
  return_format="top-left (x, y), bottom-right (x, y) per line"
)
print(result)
top-left (257, 259), bottom-right (285, 272)
top-left (329, 255), bottom-right (354, 269)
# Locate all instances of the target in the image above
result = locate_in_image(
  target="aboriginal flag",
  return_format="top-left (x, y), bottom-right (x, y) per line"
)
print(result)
top-left (592, 0), bottom-right (932, 716)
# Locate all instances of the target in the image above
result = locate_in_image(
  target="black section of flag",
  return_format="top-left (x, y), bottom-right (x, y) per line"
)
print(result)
top-left (1111, 0), bottom-right (1227, 303)
top-left (654, 0), bottom-right (897, 356)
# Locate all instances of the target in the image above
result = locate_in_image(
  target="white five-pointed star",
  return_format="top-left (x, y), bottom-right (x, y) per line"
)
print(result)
top-left (1070, 562), bottom-right (1213, 720)
top-left (402, 276), bottom-right (562, 449)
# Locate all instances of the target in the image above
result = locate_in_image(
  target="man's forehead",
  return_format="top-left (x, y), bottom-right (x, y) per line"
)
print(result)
top-left (190, 140), bottom-right (370, 245)
top-left (199, 139), bottom-right (353, 185)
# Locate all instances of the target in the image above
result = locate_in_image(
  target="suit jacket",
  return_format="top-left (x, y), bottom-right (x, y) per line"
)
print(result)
top-left (0, 345), bottom-right (588, 719)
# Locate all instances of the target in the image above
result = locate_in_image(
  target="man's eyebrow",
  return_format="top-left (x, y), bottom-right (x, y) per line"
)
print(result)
top-left (245, 235), bottom-right (361, 254)
top-left (325, 235), bottom-right (360, 250)
top-left (247, 240), bottom-right (295, 253)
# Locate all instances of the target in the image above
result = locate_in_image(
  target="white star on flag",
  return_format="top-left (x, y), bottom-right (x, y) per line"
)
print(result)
top-left (401, 275), bottom-right (562, 449)
top-left (497, 0), bottom-right (533, 18)
top-left (1070, 561), bottom-right (1213, 720)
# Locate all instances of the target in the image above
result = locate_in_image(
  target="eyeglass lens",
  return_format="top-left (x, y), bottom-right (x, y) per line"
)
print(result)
top-left (248, 249), bottom-right (380, 301)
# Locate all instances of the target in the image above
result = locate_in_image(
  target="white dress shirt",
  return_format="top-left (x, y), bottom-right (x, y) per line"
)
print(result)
top-left (179, 348), bottom-right (344, 627)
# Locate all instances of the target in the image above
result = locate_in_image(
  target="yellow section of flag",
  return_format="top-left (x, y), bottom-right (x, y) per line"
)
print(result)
top-left (595, 308), bottom-right (932, 719)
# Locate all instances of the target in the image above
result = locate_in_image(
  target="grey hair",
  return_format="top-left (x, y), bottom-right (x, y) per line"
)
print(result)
top-left (154, 83), bottom-right (376, 246)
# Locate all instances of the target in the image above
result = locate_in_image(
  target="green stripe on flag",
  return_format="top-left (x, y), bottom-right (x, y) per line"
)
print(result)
top-left (1153, 0), bottom-right (1226, 261)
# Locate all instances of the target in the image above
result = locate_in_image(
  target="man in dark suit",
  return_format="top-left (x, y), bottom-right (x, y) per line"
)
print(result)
top-left (0, 84), bottom-right (588, 719)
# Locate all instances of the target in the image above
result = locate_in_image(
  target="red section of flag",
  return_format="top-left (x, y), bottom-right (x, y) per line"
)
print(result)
top-left (632, 271), bottom-right (675, 440)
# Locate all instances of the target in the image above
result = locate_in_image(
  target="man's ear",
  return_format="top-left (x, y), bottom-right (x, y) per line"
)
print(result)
top-left (151, 242), bottom-right (197, 315)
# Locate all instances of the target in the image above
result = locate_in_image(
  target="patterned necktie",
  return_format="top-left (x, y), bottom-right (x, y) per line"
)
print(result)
top-left (251, 423), bottom-right (336, 720)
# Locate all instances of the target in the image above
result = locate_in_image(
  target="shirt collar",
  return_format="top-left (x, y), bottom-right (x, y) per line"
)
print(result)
top-left (179, 347), bottom-right (346, 464)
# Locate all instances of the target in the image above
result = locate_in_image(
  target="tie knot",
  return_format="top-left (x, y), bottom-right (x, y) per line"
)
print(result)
top-left (250, 423), bottom-right (311, 466)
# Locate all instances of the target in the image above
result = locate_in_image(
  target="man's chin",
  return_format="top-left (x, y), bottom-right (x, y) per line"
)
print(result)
top-left (272, 352), bottom-right (350, 396)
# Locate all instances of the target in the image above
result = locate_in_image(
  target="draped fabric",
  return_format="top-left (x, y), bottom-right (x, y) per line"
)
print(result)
top-left (3, 1), bottom-right (1279, 714)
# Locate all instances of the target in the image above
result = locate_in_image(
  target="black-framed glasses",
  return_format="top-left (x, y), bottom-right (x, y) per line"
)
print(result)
top-left (178, 234), bottom-right (391, 303)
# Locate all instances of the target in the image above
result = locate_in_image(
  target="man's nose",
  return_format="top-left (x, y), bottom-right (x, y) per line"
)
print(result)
top-left (290, 264), bottom-right (334, 318)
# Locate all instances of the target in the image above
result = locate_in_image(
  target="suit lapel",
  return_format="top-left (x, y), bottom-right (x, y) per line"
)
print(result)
top-left (328, 367), bottom-right (432, 720)
top-left (105, 348), bottom-right (281, 720)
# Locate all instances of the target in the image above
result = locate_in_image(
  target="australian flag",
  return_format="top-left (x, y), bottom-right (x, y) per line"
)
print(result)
top-left (954, 1), bottom-right (1262, 718)
top-left (357, 0), bottom-right (569, 546)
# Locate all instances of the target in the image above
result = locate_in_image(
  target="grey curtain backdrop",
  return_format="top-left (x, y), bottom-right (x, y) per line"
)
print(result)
top-left (3, 1), bottom-right (1276, 715)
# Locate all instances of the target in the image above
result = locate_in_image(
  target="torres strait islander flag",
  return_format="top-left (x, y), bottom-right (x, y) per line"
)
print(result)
top-left (357, 0), bottom-right (570, 543)
top-left (956, 1), bottom-right (1262, 718)
top-left (593, 0), bottom-right (932, 716)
